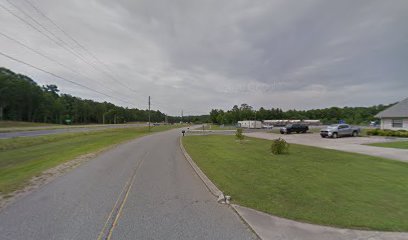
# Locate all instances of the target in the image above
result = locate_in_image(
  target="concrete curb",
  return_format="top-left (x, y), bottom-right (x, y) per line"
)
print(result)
top-left (179, 136), bottom-right (224, 198)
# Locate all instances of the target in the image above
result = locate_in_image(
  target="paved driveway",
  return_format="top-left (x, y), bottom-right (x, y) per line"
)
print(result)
top-left (245, 132), bottom-right (408, 162)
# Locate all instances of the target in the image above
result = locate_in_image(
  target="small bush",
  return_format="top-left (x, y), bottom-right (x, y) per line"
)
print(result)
top-left (235, 128), bottom-right (244, 141)
top-left (271, 138), bottom-right (289, 155)
top-left (367, 129), bottom-right (408, 138)
top-left (367, 129), bottom-right (379, 136)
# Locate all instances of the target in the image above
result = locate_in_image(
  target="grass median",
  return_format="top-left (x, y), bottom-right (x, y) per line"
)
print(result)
top-left (205, 124), bottom-right (236, 130)
top-left (0, 120), bottom-right (60, 128)
top-left (182, 135), bottom-right (408, 231)
top-left (0, 125), bottom-right (178, 195)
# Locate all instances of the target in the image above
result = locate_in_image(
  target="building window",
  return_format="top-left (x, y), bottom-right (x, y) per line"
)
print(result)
top-left (392, 119), bottom-right (403, 128)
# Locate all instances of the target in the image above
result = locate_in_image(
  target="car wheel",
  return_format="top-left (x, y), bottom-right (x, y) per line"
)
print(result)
top-left (321, 135), bottom-right (326, 138)
top-left (352, 131), bottom-right (358, 137)
top-left (332, 133), bottom-right (338, 138)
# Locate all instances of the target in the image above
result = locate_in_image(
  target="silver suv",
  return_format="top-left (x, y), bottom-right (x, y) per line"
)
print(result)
top-left (320, 124), bottom-right (360, 138)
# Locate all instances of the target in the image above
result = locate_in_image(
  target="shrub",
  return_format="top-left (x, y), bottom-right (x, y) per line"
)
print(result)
top-left (367, 129), bottom-right (379, 136)
top-left (235, 128), bottom-right (244, 141)
top-left (367, 129), bottom-right (408, 138)
top-left (271, 138), bottom-right (289, 155)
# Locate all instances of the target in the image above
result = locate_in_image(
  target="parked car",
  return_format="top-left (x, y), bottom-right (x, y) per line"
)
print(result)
top-left (280, 124), bottom-right (309, 134)
top-left (320, 124), bottom-right (361, 138)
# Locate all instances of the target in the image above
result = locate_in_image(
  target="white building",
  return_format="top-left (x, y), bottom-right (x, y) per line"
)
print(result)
top-left (238, 120), bottom-right (262, 129)
top-left (375, 98), bottom-right (408, 130)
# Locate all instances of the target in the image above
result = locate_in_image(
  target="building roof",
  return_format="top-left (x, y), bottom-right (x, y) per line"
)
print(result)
top-left (375, 98), bottom-right (408, 118)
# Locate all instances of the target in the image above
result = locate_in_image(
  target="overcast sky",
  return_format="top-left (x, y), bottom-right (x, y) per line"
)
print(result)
top-left (1, 0), bottom-right (407, 115)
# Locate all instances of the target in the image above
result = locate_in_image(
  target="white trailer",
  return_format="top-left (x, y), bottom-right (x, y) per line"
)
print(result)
top-left (237, 120), bottom-right (262, 129)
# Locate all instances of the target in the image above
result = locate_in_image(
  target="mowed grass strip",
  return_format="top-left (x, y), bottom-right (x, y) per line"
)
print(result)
top-left (368, 141), bottom-right (408, 149)
top-left (182, 135), bottom-right (408, 231)
top-left (0, 120), bottom-right (59, 128)
top-left (205, 124), bottom-right (237, 130)
top-left (0, 125), bottom-right (176, 194)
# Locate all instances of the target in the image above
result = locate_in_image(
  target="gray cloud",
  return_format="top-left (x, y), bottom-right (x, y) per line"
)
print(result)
top-left (1, 0), bottom-right (407, 115)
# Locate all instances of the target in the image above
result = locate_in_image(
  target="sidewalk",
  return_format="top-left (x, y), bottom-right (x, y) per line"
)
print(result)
top-left (233, 205), bottom-right (408, 240)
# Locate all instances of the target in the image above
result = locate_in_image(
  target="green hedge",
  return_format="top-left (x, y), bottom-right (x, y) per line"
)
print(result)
top-left (367, 129), bottom-right (408, 137)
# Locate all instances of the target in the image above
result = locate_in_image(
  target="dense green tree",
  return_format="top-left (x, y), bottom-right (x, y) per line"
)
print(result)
top-left (208, 103), bottom-right (394, 125)
top-left (0, 67), bottom-right (170, 124)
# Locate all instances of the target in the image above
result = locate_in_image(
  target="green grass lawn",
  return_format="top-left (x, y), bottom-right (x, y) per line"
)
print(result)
top-left (368, 141), bottom-right (408, 149)
top-left (0, 125), bottom-right (177, 195)
top-left (203, 124), bottom-right (236, 130)
top-left (0, 120), bottom-right (60, 128)
top-left (182, 135), bottom-right (408, 231)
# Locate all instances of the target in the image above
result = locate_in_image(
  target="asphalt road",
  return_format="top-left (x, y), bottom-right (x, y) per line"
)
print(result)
top-left (0, 124), bottom-right (146, 139)
top-left (0, 128), bottom-right (256, 240)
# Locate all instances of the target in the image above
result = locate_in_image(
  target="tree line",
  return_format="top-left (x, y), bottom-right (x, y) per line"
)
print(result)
top-left (0, 67), bottom-right (168, 124)
top-left (0, 67), bottom-right (395, 126)
top-left (210, 102), bottom-right (394, 125)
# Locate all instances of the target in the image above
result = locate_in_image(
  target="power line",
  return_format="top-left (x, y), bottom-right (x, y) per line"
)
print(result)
top-left (0, 1), bottom-right (89, 65)
top-left (21, 0), bottom-right (141, 93)
top-left (25, 0), bottom-right (116, 74)
top-left (6, 0), bottom-right (83, 58)
top-left (0, 31), bottom-right (130, 99)
top-left (0, 1), bottom-right (138, 94)
top-left (24, 0), bottom-right (88, 55)
top-left (0, 50), bottom-right (135, 106)
top-left (1, 1), bottom-right (155, 108)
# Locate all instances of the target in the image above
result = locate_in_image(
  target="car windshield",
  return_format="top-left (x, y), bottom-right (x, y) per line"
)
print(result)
top-left (286, 124), bottom-right (292, 127)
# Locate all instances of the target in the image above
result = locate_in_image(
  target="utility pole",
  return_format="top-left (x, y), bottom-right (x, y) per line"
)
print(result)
top-left (148, 96), bottom-right (151, 132)
top-left (181, 110), bottom-right (183, 123)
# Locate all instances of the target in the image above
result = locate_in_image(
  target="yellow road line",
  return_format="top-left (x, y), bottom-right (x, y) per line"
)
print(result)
top-left (96, 178), bottom-right (130, 240)
top-left (106, 161), bottom-right (141, 240)
top-left (97, 156), bottom-right (146, 240)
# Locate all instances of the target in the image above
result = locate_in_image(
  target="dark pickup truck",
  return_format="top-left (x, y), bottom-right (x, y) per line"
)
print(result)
top-left (280, 124), bottom-right (309, 134)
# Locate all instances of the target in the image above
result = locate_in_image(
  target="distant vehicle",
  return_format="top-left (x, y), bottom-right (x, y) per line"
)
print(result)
top-left (153, 123), bottom-right (160, 126)
top-left (280, 124), bottom-right (309, 134)
top-left (320, 124), bottom-right (361, 138)
top-left (262, 124), bottom-right (273, 129)
top-left (369, 121), bottom-right (379, 128)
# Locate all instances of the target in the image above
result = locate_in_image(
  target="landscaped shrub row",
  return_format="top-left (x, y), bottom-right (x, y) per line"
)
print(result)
top-left (367, 129), bottom-right (408, 137)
